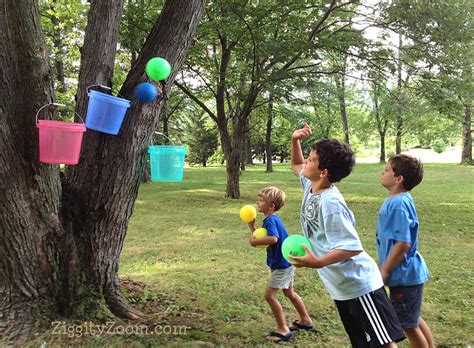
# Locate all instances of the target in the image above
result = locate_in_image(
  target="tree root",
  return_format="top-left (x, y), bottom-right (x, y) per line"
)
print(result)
top-left (104, 280), bottom-right (145, 320)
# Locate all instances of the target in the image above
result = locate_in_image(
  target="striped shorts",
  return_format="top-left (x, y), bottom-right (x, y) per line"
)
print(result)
top-left (335, 287), bottom-right (406, 347)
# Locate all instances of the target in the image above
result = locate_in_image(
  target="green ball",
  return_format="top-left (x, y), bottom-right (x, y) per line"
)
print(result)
top-left (281, 234), bottom-right (312, 262)
top-left (145, 57), bottom-right (172, 81)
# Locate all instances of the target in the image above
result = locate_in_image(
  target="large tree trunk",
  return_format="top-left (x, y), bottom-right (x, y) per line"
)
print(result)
top-left (461, 97), bottom-right (472, 164)
top-left (1, 1), bottom-right (58, 343)
top-left (0, 0), bottom-right (204, 345)
top-left (66, 0), bottom-right (204, 319)
top-left (63, 0), bottom-right (130, 320)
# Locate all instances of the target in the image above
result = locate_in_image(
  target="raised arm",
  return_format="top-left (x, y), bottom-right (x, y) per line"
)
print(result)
top-left (291, 122), bottom-right (312, 176)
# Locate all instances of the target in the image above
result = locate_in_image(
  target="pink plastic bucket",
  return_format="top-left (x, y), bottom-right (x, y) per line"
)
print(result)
top-left (36, 103), bottom-right (86, 164)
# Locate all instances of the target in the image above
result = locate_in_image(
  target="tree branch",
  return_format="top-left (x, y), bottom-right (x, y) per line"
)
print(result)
top-left (174, 81), bottom-right (218, 124)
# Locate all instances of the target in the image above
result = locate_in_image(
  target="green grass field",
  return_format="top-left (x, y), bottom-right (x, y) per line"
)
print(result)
top-left (32, 163), bottom-right (474, 347)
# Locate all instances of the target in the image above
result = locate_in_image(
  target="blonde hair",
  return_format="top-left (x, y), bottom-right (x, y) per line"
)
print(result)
top-left (258, 187), bottom-right (285, 212)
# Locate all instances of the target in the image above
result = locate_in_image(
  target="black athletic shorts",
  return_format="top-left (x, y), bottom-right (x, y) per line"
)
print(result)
top-left (334, 287), bottom-right (406, 347)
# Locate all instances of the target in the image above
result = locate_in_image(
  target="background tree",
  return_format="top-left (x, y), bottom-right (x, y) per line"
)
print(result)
top-left (182, 110), bottom-right (219, 167)
top-left (176, 0), bottom-right (362, 198)
top-left (379, 0), bottom-right (473, 164)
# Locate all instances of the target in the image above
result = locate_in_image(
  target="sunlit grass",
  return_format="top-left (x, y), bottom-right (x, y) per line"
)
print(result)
top-left (25, 165), bottom-right (471, 347)
top-left (118, 163), bottom-right (474, 346)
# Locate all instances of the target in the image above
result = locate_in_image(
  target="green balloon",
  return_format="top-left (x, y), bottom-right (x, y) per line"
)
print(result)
top-left (281, 234), bottom-right (312, 263)
top-left (145, 57), bottom-right (172, 81)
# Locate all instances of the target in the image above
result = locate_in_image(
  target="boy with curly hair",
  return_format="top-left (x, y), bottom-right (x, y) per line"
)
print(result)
top-left (289, 123), bottom-right (405, 347)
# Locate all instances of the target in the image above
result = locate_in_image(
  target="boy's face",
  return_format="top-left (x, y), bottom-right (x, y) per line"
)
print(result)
top-left (256, 195), bottom-right (273, 214)
top-left (303, 149), bottom-right (323, 181)
top-left (380, 161), bottom-right (400, 190)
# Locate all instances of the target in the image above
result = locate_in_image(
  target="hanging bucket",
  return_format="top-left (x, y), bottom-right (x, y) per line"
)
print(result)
top-left (85, 85), bottom-right (131, 135)
top-left (36, 103), bottom-right (86, 164)
top-left (148, 132), bottom-right (186, 182)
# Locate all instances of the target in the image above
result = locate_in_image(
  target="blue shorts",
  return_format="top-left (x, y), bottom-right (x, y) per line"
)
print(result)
top-left (389, 284), bottom-right (424, 329)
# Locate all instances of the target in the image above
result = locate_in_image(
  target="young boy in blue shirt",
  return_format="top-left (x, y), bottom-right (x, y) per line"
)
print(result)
top-left (289, 123), bottom-right (405, 347)
top-left (247, 187), bottom-right (312, 343)
top-left (377, 155), bottom-right (434, 348)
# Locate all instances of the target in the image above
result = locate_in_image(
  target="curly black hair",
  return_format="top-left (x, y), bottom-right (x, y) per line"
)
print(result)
top-left (389, 154), bottom-right (423, 191)
top-left (312, 139), bottom-right (355, 183)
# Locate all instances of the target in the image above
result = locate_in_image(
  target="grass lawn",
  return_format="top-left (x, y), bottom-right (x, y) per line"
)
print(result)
top-left (32, 163), bottom-right (474, 347)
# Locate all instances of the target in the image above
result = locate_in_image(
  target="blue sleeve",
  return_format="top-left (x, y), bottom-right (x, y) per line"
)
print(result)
top-left (324, 212), bottom-right (363, 251)
top-left (385, 208), bottom-right (413, 243)
top-left (263, 218), bottom-right (279, 239)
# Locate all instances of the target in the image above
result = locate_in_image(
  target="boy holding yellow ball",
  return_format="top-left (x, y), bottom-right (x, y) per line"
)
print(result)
top-left (245, 187), bottom-right (312, 343)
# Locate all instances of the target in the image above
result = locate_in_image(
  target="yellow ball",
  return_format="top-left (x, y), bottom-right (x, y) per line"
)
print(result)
top-left (253, 228), bottom-right (268, 249)
top-left (240, 205), bottom-right (257, 222)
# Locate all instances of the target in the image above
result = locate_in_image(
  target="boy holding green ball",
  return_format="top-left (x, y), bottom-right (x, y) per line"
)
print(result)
top-left (247, 187), bottom-right (312, 343)
top-left (289, 124), bottom-right (405, 347)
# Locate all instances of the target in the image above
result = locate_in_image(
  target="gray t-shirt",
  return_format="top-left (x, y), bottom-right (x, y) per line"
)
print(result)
top-left (300, 172), bottom-right (383, 301)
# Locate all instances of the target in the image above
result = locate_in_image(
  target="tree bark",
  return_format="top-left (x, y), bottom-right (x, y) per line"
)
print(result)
top-left (396, 34), bottom-right (403, 155)
top-left (335, 57), bottom-right (349, 145)
top-left (66, 0), bottom-right (204, 319)
top-left (245, 117), bottom-right (253, 165)
top-left (265, 93), bottom-right (274, 173)
top-left (0, 0), bottom-right (205, 344)
top-left (372, 83), bottom-right (388, 163)
top-left (0, 0), bottom-right (60, 343)
top-left (50, 0), bottom-right (67, 94)
top-left (461, 97), bottom-right (472, 164)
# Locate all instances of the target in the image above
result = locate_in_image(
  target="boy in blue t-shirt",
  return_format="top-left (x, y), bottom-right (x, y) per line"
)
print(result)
top-left (247, 187), bottom-right (312, 343)
top-left (377, 155), bottom-right (434, 348)
top-left (289, 123), bottom-right (405, 347)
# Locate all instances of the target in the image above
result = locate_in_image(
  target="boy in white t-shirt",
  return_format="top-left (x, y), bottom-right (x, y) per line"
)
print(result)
top-left (289, 123), bottom-right (405, 347)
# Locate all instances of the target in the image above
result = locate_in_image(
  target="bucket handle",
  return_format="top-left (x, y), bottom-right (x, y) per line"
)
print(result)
top-left (87, 84), bottom-right (126, 99)
top-left (35, 103), bottom-right (84, 124)
top-left (151, 131), bottom-right (176, 145)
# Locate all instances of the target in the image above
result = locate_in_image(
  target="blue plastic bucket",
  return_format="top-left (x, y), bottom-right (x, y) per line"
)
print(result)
top-left (148, 145), bottom-right (186, 182)
top-left (86, 90), bottom-right (131, 135)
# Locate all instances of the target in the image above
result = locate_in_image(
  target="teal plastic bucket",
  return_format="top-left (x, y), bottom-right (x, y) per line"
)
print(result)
top-left (86, 89), bottom-right (130, 135)
top-left (148, 145), bottom-right (186, 182)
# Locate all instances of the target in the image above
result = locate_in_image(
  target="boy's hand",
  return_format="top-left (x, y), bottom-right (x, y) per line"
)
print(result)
top-left (292, 122), bottom-right (312, 141)
top-left (380, 268), bottom-right (390, 282)
top-left (247, 219), bottom-right (256, 231)
top-left (288, 245), bottom-right (322, 269)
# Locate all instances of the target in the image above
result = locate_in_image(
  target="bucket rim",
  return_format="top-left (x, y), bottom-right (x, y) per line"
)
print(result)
top-left (148, 145), bottom-right (186, 148)
top-left (148, 145), bottom-right (186, 154)
top-left (88, 90), bottom-right (131, 106)
top-left (37, 120), bottom-right (86, 131)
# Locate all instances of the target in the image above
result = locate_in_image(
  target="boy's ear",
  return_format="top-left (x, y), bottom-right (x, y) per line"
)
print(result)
top-left (320, 168), bottom-right (329, 178)
top-left (395, 175), bottom-right (404, 184)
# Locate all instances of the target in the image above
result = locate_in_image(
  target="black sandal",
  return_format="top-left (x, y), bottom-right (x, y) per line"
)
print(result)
top-left (289, 320), bottom-right (314, 331)
top-left (266, 331), bottom-right (294, 343)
